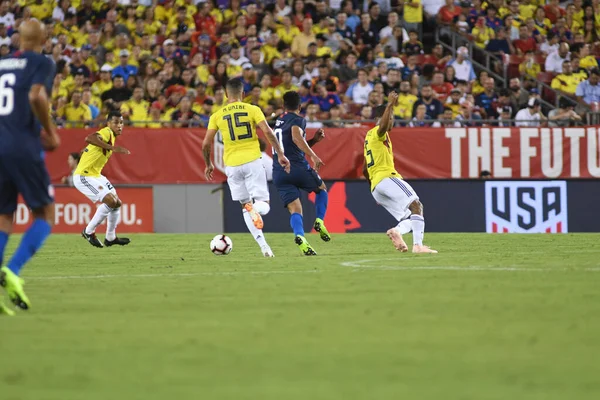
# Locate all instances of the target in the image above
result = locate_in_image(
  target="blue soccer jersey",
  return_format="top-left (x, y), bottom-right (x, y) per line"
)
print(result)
top-left (0, 51), bottom-right (56, 214)
top-left (0, 52), bottom-right (55, 158)
top-left (272, 112), bottom-right (323, 207)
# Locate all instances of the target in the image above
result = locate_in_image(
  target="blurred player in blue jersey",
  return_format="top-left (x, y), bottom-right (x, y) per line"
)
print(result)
top-left (273, 92), bottom-right (330, 255)
top-left (0, 20), bottom-right (59, 315)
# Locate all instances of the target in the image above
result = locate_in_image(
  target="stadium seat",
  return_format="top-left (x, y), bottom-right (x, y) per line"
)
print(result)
top-left (537, 72), bottom-right (556, 84)
top-left (507, 55), bottom-right (523, 79)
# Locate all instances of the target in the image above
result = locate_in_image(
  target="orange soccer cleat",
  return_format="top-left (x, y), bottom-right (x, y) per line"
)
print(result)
top-left (386, 228), bottom-right (408, 252)
top-left (244, 203), bottom-right (264, 229)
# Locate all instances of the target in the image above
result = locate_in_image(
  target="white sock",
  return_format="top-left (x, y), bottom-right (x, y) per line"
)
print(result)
top-left (396, 219), bottom-right (412, 235)
top-left (85, 204), bottom-right (111, 235)
top-left (106, 207), bottom-right (120, 241)
top-left (243, 209), bottom-right (268, 248)
top-left (410, 214), bottom-right (425, 246)
top-left (253, 201), bottom-right (270, 215)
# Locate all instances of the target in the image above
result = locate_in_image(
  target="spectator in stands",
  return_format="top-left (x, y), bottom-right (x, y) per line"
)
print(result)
top-left (509, 77), bottom-right (530, 111)
top-left (413, 85), bottom-right (443, 119)
top-left (339, 52), bottom-right (359, 83)
top-left (376, 46), bottom-right (404, 70)
top-left (305, 102), bottom-right (324, 129)
top-left (513, 24), bottom-right (537, 55)
top-left (379, 11), bottom-right (402, 46)
top-left (438, 106), bottom-right (462, 127)
top-left (438, 0), bottom-right (462, 27)
top-left (61, 152), bottom-right (81, 186)
top-left (476, 77), bottom-right (499, 119)
top-left (551, 60), bottom-right (585, 97)
top-left (313, 64), bottom-right (339, 93)
top-left (519, 50), bottom-right (540, 80)
top-left (572, 43), bottom-right (598, 71)
top-left (402, 30), bottom-right (423, 56)
top-left (544, 0), bottom-right (566, 24)
top-left (292, 18), bottom-right (316, 57)
top-left (313, 83), bottom-right (342, 112)
top-left (275, 70), bottom-right (299, 99)
top-left (345, 68), bottom-right (373, 106)
top-left (58, 91), bottom-right (91, 128)
top-left (431, 71), bottom-right (453, 102)
top-left (581, 18), bottom-right (598, 45)
top-left (472, 16), bottom-right (495, 49)
top-left (383, 68), bottom-right (401, 95)
top-left (497, 106), bottom-right (514, 127)
top-left (121, 86), bottom-right (149, 127)
top-left (447, 47), bottom-right (476, 83)
top-left (81, 88), bottom-right (99, 121)
top-left (533, 7), bottom-right (552, 36)
top-left (540, 32), bottom-right (560, 56)
top-left (515, 98), bottom-right (546, 127)
top-left (112, 50), bottom-right (138, 82)
top-left (367, 2), bottom-right (387, 32)
top-left (69, 50), bottom-right (91, 79)
top-left (324, 104), bottom-right (345, 128)
top-left (102, 75), bottom-right (132, 111)
top-left (550, 17), bottom-right (572, 43)
top-left (147, 101), bottom-right (165, 129)
top-left (240, 63), bottom-right (256, 93)
top-left (504, 15), bottom-right (519, 41)
top-left (545, 42), bottom-right (570, 73)
top-left (445, 88), bottom-right (463, 117)
top-left (394, 80), bottom-right (418, 120)
top-left (549, 97), bottom-right (582, 127)
top-left (404, 0), bottom-right (423, 37)
top-left (341, 1), bottom-right (360, 31)
top-left (355, 13), bottom-right (378, 48)
top-left (401, 54), bottom-right (421, 81)
top-left (486, 27), bottom-right (514, 56)
top-left (444, 65), bottom-right (458, 87)
top-left (360, 105), bottom-right (373, 121)
top-left (172, 96), bottom-right (202, 128)
top-left (575, 68), bottom-right (600, 112)
top-left (409, 104), bottom-right (434, 127)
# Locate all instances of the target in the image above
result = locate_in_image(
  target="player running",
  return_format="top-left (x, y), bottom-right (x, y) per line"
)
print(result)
top-left (203, 78), bottom-right (290, 257)
top-left (74, 110), bottom-right (131, 248)
top-left (273, 92), bottom-right (329, 255)
top-left (363, 92), bottom-right (437, 254)
top-left (0, 19), bottom-right (60, 315)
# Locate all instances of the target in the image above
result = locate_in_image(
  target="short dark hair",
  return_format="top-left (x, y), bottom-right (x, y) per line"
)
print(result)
top-left (283, 91), bottom-right (301, 111)
top-left (373, 104), bottom-right (387, 118)
top-left (107, 110), bottom-right (122, 121)
top-left (591, 67), bottom-right (600, 76)
top-left (226, 78), bottom-right (244, 95)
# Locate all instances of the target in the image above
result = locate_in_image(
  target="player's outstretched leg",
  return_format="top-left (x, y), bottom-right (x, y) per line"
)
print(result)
top-left (408, 200), bottom-right (438, 254)
top-left (0, 205), bottom-right (54, 310)
top-left (103, 196), bottom-right (130, 247)
top-left (312, 184), bottom-right (331, 242)
top-left (288, 200), bottom-right (317, 256)
top-left (242, 201), bottom-right (274, 257)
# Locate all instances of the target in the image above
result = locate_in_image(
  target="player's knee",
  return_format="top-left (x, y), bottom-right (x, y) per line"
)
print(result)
top-left (254, 200), bottom-right (270, 215)
top-left (409, 200), bottom-right (423, 215)
top-left (32, 204), bottom-right (55, 226)
top-left (287, 199), bottom-right (303, 215)
top-left (114, 198), bottom-right (122, 209)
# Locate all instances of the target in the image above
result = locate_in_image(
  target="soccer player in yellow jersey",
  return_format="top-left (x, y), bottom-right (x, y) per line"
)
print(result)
top-left (73, 111), bottom-right (132, 248)
top-left (203, 79), bottom-right (290, 257)
top-left (363, 92), bottom-right (438, 254)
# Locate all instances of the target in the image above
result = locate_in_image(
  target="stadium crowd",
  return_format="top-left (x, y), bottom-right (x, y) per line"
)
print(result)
top-left (3, 0), bottom-right (599, 128)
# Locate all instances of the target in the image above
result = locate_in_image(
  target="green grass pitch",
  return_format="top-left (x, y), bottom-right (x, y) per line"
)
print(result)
top-left (1, 233), bottom-right (600, 400)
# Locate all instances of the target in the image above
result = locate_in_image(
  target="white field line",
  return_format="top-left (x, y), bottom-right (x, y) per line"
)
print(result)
top-left (28, 270), bottom-right (320, 281)
top-left (340, 259), bottom-right (600, 272)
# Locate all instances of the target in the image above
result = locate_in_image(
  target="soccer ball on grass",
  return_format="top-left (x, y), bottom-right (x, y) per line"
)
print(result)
top-left (210, 235), bottom-right (233, 255)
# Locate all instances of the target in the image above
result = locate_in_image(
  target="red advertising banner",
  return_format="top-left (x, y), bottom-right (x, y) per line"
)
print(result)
top-left (46, 127), bottom-right (600, 182)
top-left (14, 187), bottom-right (154, 233)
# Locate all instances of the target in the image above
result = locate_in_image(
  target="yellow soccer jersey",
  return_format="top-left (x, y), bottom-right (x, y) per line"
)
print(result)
top-left (75, 127), bottom-right (116, 177)
top-left (208, 101), bottom-right (266, 167)
top-left (364, 126), bottom-right (402, 192)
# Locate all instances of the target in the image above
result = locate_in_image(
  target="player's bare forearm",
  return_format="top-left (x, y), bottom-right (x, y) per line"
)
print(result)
top-left (203, 129), bottom-right (218, 167)
top-left (377, 102), bottom-right (395, 137)
top-left (202, 144), bottom-right (212, 167)
top-left (292, 130), bottom-right (318, 159)
top-left (29, 84), bottom-right (55, 135)
top-left (85, 133), bottom-right (113, 150)
top-left (362, 160), bottom-right (370, 182)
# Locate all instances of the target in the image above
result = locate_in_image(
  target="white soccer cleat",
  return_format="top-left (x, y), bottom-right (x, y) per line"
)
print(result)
top-left (262, 245), bottom-right (275, 257)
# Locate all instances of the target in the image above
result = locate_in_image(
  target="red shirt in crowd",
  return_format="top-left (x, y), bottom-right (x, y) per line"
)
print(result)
top-left (543, 5), bottom-right (565, 24)
top-left (439, 5), bottom-right (462, 25)
top-left (513, 37), bottom-right (537, 54)
top-left (432, 82), bottom-right (454, 102)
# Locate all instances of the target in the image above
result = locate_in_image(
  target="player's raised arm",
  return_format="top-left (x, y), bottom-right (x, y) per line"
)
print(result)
top-left (257, 120), bottom-right (291, 173)
top-left (291, 125), bottom-right (324, 172)
top-left (307, 128), bottom-right (325, 147)
top-left (377, 91), bottom-right (399, 137)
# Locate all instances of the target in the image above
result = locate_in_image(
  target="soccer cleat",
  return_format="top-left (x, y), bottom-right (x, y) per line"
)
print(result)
top-left (386, 228), bottom-right (408, 252)
top-left (261, 245), bottom-right (275, 257)
top-left (412, 245), bottom-right (438, 254)
top-left (244, 203), bottom-right (264, 229)
top-left (104, 237), bottom-right (131, 247)
top-left (0, 266), bottom-right (31, 310)
top-left (313, 218), bottom-right (331, 242)
top-left (0, 300), bottom-right (15, 316)
top-left (295, 236), bottom-right (317, 256)
top-left (82, 229), bottom-right (103, 248)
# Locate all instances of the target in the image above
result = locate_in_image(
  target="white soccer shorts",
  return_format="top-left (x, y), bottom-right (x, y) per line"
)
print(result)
top-left (225, 157), bottom-right (270, 203)
top-left (73, 174), bottom-right (117, 203)
top-left (372, 177), bottom-right (419, 221)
